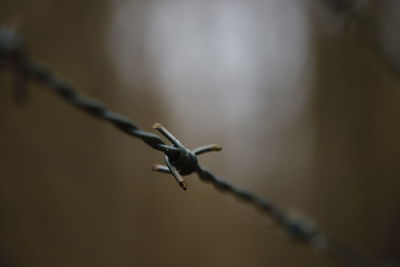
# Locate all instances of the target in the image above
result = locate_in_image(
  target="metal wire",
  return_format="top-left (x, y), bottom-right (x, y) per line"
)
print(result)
top-left (0, 26), bottom-right (396, 267)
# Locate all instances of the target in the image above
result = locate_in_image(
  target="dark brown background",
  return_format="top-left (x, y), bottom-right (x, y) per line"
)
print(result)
top-left (0, 1), bottom-right (399, 266)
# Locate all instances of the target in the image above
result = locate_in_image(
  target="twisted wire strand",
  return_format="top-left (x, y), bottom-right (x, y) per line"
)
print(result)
top-left (28, 61), bottom-right (180, 158)
top-left (0, 27), bottom-right (394, 267)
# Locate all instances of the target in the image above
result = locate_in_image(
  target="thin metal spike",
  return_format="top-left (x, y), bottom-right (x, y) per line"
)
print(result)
top-left (165, 156), bottom-right (188, 191)
top-left (153, 122), bottom-right (183, 148)
top-left (157, 144), bottom-right (181, 157)
top-left (151, 164), bottom-right (171, 174)
top-left (192, 144), bottom-right (222, 156)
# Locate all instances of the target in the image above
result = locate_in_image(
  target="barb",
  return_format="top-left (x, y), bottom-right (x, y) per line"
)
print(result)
top-left (152, 122), bottom-right (221, 191)
top-left (0, 26), bottom-right (396, 267)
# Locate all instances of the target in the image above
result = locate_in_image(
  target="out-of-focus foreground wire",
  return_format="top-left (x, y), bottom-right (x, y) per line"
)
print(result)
top-left (0, 26), bottom-right (396, 267)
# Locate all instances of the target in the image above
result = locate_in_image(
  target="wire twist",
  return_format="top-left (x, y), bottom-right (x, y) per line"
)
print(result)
top-left (0, 26), bottom-right (396, 267)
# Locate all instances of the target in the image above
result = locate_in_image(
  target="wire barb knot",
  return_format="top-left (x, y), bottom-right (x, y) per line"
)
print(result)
top-left (152, 122), bottom-right (221, 191)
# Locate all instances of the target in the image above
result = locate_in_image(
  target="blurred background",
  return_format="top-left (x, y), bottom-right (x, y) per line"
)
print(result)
top-left (0, 0), bottom-right (399, 266)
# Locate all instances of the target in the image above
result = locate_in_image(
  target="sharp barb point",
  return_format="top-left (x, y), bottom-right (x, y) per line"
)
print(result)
top-left (152, 164), bottom-right (171, 174)
top-left (179, 181), bottom-right (188, 191)
top-left (152, 122), bottom-right (162, 129)
top-left (214, 145), bottom-right (222, 151)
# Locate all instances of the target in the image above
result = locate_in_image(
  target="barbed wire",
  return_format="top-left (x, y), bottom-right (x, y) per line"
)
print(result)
top-left (0, 26), bottom-right (395, 267)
